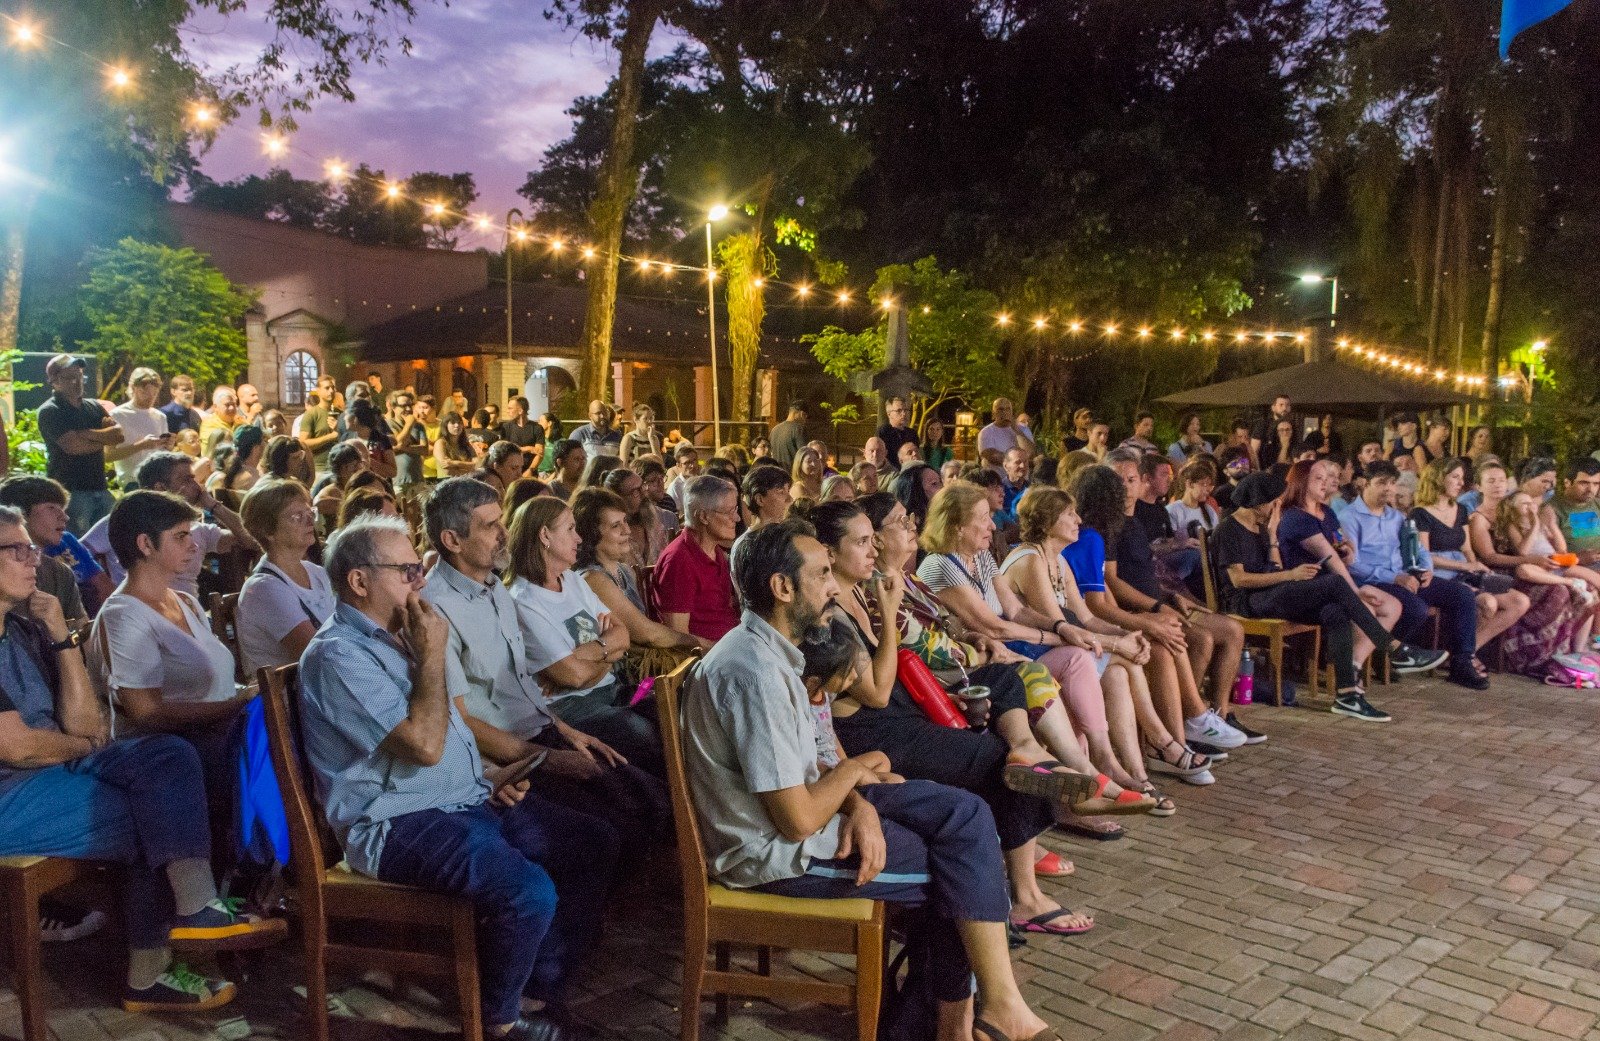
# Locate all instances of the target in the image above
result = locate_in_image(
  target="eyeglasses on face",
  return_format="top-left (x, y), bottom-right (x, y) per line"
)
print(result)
top-left (0, 542), bottom-right (41, 565)
top-left (369, 561), bottom-right (426, 583)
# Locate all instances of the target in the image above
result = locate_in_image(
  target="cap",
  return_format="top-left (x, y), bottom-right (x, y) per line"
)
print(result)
top-left (45, 354), bottom-right (85, 379)
top-left (129, 366), bottom-right (162, 386)
top-left (1233, 471), bottom-right (1286, 509)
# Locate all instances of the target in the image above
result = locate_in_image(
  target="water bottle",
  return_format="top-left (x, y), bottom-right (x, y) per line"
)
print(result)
top-left (1232, 649), bottom-right (1254, 705)
top-left (1402, 519), bottom-right (1425, 576)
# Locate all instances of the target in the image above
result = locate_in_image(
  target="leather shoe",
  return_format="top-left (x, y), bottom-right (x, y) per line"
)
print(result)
top-left (498, 1012), bottom-right (590, 1041)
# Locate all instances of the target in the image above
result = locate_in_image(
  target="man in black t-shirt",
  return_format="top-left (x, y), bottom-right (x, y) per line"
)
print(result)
top-left (875, 397), bottom-right (918, 472)
top-left (36, 355), bottom-right (123, 535)
top-left (1249, 394), bottom-right (1295, 471)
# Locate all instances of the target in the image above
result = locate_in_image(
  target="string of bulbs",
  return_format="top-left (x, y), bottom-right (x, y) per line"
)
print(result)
top-left (5, 8), bottom-right (1507, 389)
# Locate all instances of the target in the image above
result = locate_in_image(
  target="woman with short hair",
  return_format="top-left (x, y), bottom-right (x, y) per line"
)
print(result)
top-left (237, 480), bottom-right (335, 675)
top-left (740, 464), bottom-right (792, 530)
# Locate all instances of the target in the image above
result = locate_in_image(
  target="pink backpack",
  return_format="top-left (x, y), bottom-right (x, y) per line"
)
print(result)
top-left (1545, 654), bottom-right (1600, 688)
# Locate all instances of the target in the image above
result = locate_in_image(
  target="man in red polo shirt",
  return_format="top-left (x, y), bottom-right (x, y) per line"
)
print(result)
top-left (654, 474), bottom-right (740, 642)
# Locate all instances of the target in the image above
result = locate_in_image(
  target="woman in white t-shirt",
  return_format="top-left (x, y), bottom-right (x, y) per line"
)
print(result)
top-left (88, 491), bottom-right (247, 787)
top-left (236, 479), bottom-right (336, 676)
top-left (504, 495), bottom-right (662, 773)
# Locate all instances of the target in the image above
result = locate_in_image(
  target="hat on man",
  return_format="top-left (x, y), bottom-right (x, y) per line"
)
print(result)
top-left (1233, 471), bottom-right (1286, 510)
top-left (45, 354), bottom-right (86, 380)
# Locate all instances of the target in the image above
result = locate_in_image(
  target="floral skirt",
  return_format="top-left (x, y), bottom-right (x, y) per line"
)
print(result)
top-left (1501, 581), bottom-right (1582, 677)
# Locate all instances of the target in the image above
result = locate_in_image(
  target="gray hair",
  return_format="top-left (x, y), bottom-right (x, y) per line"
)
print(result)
top-left (1103, 447), bottom-right (1142, 467)
top-left (325, 514), bottom-right (412, 597)
top-left (683, 473), bottom-right (735, 527)
top-left (425, 476), bottom-right (501, 554)
top-left (0, 504), bottom-right (24, 533)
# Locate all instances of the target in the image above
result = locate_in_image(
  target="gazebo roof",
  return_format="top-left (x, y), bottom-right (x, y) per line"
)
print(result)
top-left (1157, 357), bottom-right (1481, 413)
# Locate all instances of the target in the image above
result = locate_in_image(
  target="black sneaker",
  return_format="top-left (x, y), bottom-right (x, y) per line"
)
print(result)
top-left (1331, 692), bottom-right (1392, 722)
top-left (1186, 741), bottom-right (1230, 762)
top-left (169, 898), bottom-right (288, 950)
top-left (1449, 666), bottom-right (1491, 691)
top-left (1224, 712), bottom-right (1268, 744)
top-left (1390, 644), bottom-right (1448, 675)
top-left (122, 963), bottom-right (236, 1013)
top-left (40, 897), bottom-right (107, 943)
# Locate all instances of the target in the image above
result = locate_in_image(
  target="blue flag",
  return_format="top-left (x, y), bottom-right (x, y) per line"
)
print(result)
top-left (1500, 0), bottom-right (1574, 58)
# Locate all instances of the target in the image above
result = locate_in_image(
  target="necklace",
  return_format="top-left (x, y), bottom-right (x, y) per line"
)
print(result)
top-left (1025, 542), bottom-right (1065, 603)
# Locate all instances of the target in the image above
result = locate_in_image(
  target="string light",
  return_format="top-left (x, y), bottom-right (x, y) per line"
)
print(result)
top-left (796, 284), bottom-right (811, 298)
top-left (549, 238), bottom-right (564, 252)
top-left (383, 181), bottom-right (402, 200)
top-left (837, 290), bottom-right (852, 305)
top-left (262, 133), bottom-right (287, 158)
top-left (581, 246), bottom-right (596, 260)
top-left (996, 312), bottom-right (1011, 326)
top-left (1103, 324), bottom-right (1119, 335)
top-left (106, 65), bottom-right (132, 91)
top-left (880, 297), bottom-right (895, 311)
top-left (1033, 316), bottom-right (1048, 330)
top-left (1137, 326), bottom-right (1151, 338)
top-left (1068, 320), bottom-right (1083, 333)
top-left (1169, 329), bottom-right (1184, 341)
top-left (10, 19), bottom-right (37, 47)
top-left (471, 214), bottom-right (491, 232)
top-left (752, 277), bottom-right (764, 288)
top-left (190, 104), bottom-right (215, 127)
top-left (1202, 331), bottom-right (1216, 342)
top-left (1330, 339), bottom-right (1486, 387)
top-left (512, 228), bottom-right (529, 243)
top-left (324, 159), bottom-right (348, 182)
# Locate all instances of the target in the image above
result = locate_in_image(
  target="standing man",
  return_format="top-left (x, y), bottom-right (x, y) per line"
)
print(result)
top-left (236, 384), bottom-right (264, 427)
top-left (1119, 411), bottom-right (1159, 454)
top-left (768, 401), bottom-right (808, 469)
top-left (296, 388), bottom-right (340, 474)
top-left (299, 515), bottom-right (614, 1040)
top-left (1061, 408), bottom-right (1094, 452)
top-left (108, 367), bottom-right (172, 492)
top-left (159, 374), bottom-right (203, 435)
top-left (198, 387), bottom-right (244, 455)
top-left (366, 372), bottom-right (384, 400)
top-left (875, 397), bottom-right (917, 472)
top-left (387, 390), bottom-right (428, 509)
top-left (414, 396), bottom-right (442, 482)
top-left (1001, 447), bottom-right (1030, 517)
top-left (37, 355), bottom-right (121, 535)
top-left (499, 396), bottom-right (546, 472)
top-left (570, 400), bottom-right (621, 460)
top-left (1342, 460), bottom-right (1483, 690)
top-left (977, 397), bottom-right (1035, 468)
top-left (1249, 394), bottom-right (1295, 471)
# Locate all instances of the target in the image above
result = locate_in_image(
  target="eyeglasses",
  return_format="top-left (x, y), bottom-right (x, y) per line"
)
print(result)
top-left (369, 561), bottom-right (426, 583)
top-left (0, 542), bottom-right (41, 565)
top-left (883, 515), bottom-right (918, 531)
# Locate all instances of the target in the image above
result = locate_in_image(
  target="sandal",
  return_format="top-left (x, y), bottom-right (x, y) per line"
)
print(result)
top-left (1052, 818), bottom-right (1124, 841)
top-left (975, 1019), bottom-right (1065, 1041)
top-left (1069, 772), bottom-right (1157, 817)
top-left (1138, 781), bottom-right (1176, 817)
top-left (1009, 907), bottom-right (1094, 936)
top-left (1144, 741), bottom-right (1211, 778)
top-left (1033, 850), bottom-right (1075, 877)
top-left (1002, 760), bottom-right (1099, 805)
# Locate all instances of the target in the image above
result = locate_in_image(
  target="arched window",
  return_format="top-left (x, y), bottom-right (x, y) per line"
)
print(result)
top-left (284, 351), bottom-right (319, 407)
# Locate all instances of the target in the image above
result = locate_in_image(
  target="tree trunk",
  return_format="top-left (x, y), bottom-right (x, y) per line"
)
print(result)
top-left (719, 229), bottom-right (772, 431)
top-left (1479, 185), bottom-right (1510, 413)
top-left (0, 222), bottom-right (22, 359)
top-left (1425, 162), bottom-right (1451, 364)
top-left (578, 0), bottom-right (662, 406)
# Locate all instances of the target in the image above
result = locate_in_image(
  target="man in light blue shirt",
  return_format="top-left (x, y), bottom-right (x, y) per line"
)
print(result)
top-left (300, 514), bottom-right (612, 1040)
top-left (1342, 460), bottom-right (1483, 690)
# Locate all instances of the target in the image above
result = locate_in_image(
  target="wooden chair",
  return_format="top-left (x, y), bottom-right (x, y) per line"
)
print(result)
top-left (654, 657), bottom-right (886, 1041)
top-left (1198, 528), bottom-right (1321, 703)
top-left (638, 563), bottom-right (659, 622)
top-left (258, 665), bottom-right (483, 1041)
top-left (209, 592), bottom-right (246, 684)
top-left (1, 856), bottom-right (100, 1041)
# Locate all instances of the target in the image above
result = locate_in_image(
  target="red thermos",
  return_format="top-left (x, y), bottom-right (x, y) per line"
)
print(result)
top-left (896, 648), bottom-right (967, 729)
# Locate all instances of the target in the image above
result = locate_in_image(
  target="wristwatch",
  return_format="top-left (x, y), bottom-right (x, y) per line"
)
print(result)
top-left (49, 630), bottom-right (83, 652)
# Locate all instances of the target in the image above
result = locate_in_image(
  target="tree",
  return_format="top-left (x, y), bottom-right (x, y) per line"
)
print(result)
top-left (189, 168), bottom-right (330, 229)
top-left (77, 239), bottom-right (255, 390)
top-left (805, 257), bottom-right (1011, 427)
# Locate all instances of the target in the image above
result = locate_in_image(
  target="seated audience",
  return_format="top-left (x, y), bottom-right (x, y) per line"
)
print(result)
top-left (850, 461), bottom-right (880, 496)
top-left (237, 480), bottom-right (335, 676)
top-left (790, 444), bottom-right (825, 501)
top-left (890, 462), bottom-right (942, 533)
top-left (861, 437), bottom-right (890, 472)
top-left (1001, 447), bottom-right (1030, 516)
top-left (1166, 459), bottom-right (1219, 539)
top-left (821, 473), bottom-right (856, 503)
top-left (504, 476), bottom-right (549, 521)
top-left (311, 442), bottom-right (365, 521)
top-left (262, 434), bottom-right (313, 485)
top-left (1118, 410), bottom-right (1159, 453)
top-left (597, 466), bottom-right (670, 567)
top-left (574, 454), bottom-right (623, 497)
top-left (1554, 459), bottom-right (1600, 565)
top-left (546, 438), bottom-right (588, 501)
top-left (618, 404), bottom-right (661, 464)
top-left (0, 507), bottom-right (279, 1013)
top-left (0, 474), bottom-right (111, 616)
top-left (336, 484), bottom-right (401, 529)
top-left (653, 475), bottom-right (740, 643)
top-left (664, 442), bottom-right (702, 504)
top-left (680, 518), bottom-right (1065, 1041)
top-left (299, 514), bottom-right (614, 1040)
top-left (209, 424), bottom-right (264, 510)
top-left (472, 440), bottom-right (527, 497)
top-left (742, 464), bottom-right (793, 531)
top-left (504, 496), bottom-right (662, 774)
top-left (343, 398), bottom-right (396, 483)
top-left (632, 456), bottom-right (679, 528)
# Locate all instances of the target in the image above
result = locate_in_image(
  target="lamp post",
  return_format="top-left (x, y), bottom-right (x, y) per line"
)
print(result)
top-left (1299, 272), bottom-right (1339, 328)
top-left (504, 207), bottom-right (524, 360)
top-left (705, 204), bottom-right (729, 449)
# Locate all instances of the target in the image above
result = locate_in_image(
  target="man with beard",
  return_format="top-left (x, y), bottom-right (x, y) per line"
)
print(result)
top-left (682, 519), bottom-right (1063, 1041)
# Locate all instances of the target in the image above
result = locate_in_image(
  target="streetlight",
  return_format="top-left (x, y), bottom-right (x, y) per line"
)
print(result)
top-left (705, 204), bottom-right (729, 449)
top-left (1299, 272), bottom-right (1339, 327)
top-left (505, 207), bottom-right (524, 360)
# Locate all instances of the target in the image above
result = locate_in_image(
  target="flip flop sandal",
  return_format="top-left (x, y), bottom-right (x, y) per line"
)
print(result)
top-left (975, 1018), bottom-right (1066, 1041)
top-left (1070, 772), bottom-right (1157, 817)
top-left (1139, 781), bottom-right (1177, 817)
top-left (1002, 760), bottom-right (1099, 805)
top-left (1052, 819), bottom-right (1125, 841)
top-left (1033, 850), bottom-right (1074, 877)
top-left (1009, 907), bottom-right (1094, 936)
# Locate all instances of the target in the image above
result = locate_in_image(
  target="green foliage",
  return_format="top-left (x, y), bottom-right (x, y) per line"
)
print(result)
top-left (806, 257), bottom-right (1012, 418)
top-left (77, 239), bottom-right (255, 390)
top-left (7, 410), bottom-right (46, 476)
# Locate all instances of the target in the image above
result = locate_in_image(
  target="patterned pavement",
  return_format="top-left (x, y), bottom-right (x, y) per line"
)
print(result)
top-left (8, 669), bottom-right (1600, 1040)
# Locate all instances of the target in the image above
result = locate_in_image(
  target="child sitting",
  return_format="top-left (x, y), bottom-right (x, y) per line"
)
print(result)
top-left (800, 616), bottom-right (899, 782)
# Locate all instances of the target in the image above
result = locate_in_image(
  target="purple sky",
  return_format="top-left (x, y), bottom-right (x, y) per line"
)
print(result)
top-left (182, 0), bottom-right (675, 250)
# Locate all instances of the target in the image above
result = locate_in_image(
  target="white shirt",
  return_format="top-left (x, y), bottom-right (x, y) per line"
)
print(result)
top-left (110, 403), bottom-right (168, 483)
top-left (507, 571), bottom-right (615, 700)
top-left (90, 590), bottom-right (237, 726)
top-left (236, 560), bottom-right (337, 675)
top-left (82, 515), bottom-right (225, 598)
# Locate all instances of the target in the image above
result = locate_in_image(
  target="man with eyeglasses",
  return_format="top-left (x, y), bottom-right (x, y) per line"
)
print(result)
top-left (875, 396), bottom-right (918, 473)
top-left (653, 474), bottom-right (740, 642)
top-left (300, 514), bottom-right (607, 1040)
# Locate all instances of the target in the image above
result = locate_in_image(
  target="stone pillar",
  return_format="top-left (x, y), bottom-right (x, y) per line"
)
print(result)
top-left (612, 360), bottom-right (634, 410)
top-left (693, 365), bottom-right (713, 446)
top-left (757, 368), bottom-right (779, 428)
top-left (485, 357), bottom-right (527, 410)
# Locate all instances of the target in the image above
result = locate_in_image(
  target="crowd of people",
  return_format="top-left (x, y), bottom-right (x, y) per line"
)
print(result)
top-left (3, 357), bottom-right (1596, 1041)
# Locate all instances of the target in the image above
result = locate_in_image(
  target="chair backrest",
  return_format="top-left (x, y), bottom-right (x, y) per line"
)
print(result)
top-left (638, 564), bottom-right (658, 622)
top-left (652, 656), bottom-right (709, 907)
top-left (258, 664), bottom-right (339, 916)
top-left (209, 592), bottom-right (245, 684)
top-left (1197, 527), bottom-right (1221, 612)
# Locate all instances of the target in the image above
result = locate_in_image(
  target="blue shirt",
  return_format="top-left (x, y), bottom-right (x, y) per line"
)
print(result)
top-left (1276, 506), bottom-right (1342, 571)
top-left (160, 400), bottom-right (201, 434)
top-left (298, 602), bottom-right (490, 877)
top-left (1342, 497), bottom-right (1431, 585)
top-left (1062, 528), bottom-right (1108, 594)
top-left (0, 617), bottom-right (58, 796)
top-left (46, 531), bottom-right (105, 586)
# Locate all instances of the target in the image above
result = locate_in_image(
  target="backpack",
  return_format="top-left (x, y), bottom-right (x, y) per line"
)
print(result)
top-left (1545, 653), bottom-right (1600, 689)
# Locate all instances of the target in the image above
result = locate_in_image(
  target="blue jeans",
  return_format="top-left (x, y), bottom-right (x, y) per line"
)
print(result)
top-left (753, 780), bottom-right (1009, 1002)
top-left (66, 488), bottom-right (114, 537)
top-left (550, 682), bottom-right (662, 777)
top-left (1374, 578), bottom-right (1479, 662)
top-left (376, 793), bottom-right (620, 1025)
top-left (0, 736), bottom-right (212, 948)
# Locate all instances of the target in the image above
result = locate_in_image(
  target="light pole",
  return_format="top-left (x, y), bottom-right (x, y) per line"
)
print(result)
top-left (705, 204), bottom-right (729, 449)
top-left (1299, 272), bottom-right (1338, 328)
top-left (504, 208), bottom-right (524, 360)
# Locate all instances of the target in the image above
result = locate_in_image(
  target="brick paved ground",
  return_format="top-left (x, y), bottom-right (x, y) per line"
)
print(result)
top-left (8, 670), bottom-right (1600, 1040)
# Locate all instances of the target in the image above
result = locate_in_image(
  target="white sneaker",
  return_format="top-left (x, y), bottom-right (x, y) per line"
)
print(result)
top-left (1178, 768), bottom-right (1215, 786)
top-left (1184, 710), bottom-right (1246, 750)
